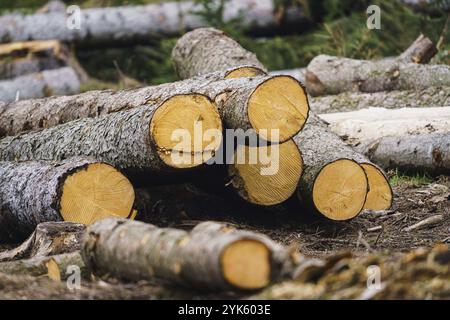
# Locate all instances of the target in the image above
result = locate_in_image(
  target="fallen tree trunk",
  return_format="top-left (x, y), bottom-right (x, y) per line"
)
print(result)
top-left (0, 157), bottom-right (135, 243)
top-left (319, 107), bottom-right (450, 147)
top-left (0, 94), bottom-right (222, 178)
top-left (292, 115), bottom-right (393, 218)
top-left (172, 28), bottom-right (309, 142)
top-left (82, 218), bottom-right (295, 290)
top-left (305, 54), bottom-right (450, 96)
top-left (398, 34), bottom-right (438, 64)
top-left (0, 0), bottom-right (303, 47)
top-left (356, 133), bottom-right (450, 174)
top-left (0, 67), bottom-right (80, 103)
top-left (0, 222), bottom-right (85, 262)
top-left (310, 86), bottom-right (450, 114)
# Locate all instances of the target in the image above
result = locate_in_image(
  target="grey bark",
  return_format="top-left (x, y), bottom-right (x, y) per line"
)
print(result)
top-left (172, 27), bottom-right (266, 79)
top-left (305, 54), bottom-right (450, 96)
top-left (0, 67), bottom-right (80, 103)
top-left (81, 218), bottom-right (292, 290)
top-left (0, 157), bottom-right (102, 243)
top-left (0, 0), bottom-right (303, 47)
top-left (356, 133), bottom-right (450, 174)
top-left (310, 86), bottom-right (450, 114)
top-left (269, 68), bottom-right (306, 84)
top-left (0, 222), bottom-right (85, 262)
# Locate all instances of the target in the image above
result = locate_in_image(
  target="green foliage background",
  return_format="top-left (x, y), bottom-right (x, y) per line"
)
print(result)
top-left (1, 0), bottom-right (449, 87)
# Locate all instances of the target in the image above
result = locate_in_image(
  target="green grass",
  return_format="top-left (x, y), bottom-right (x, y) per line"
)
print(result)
top-left (389, 169), bottom-right (433, 187)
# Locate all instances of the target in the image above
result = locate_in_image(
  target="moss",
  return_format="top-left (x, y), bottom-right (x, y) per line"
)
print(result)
top-left (390, 169), bottom-right (433, 187)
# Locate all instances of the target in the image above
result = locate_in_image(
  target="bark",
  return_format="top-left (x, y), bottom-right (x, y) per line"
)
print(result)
top-left (0, 157), bottom-right (102, 243)
top-left (398, 34), bottom-right (438, 64)
top-left (310, 86), bottom-right (450, 114)
top-left (319, 107), bottom-right (450, 147)
top-left (0, 0), bottom-right (304, 47)
top-left (305, 54), bottom-right (450, 96)
top-left (0, 222), bottom-right (85, 262)
top-left (81, 218), bottom-right (293, 290)
top-left (0, 251), bottom-right (87, 280)
top-left (356, 133), bottom-right (450, 174)
top-left (269, 68), bottom-right (306, 84)
top-left (0, 67), bottom-right (80, 103)
top-left (172, 28), bottom-right (266, 79)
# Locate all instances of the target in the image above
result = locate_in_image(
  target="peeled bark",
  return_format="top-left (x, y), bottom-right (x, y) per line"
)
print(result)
top-left (82, 218), bottom-right (294, 290)
top-left (0, 157), bottom-right (135, 243)
top-left (292, 115), bottom-right (392, 220)
top-left (0, 0), bottom-right (303, 47)
top-left (356, 133), bottom-right (450, 174)
top-left (319, 107), bottom-right (450, 147)
top-left (0, 67), bottom-right (80, 103)
top-left (0, 222), bottom-right (85, 262)
top-left (305, 54), bottom-right (450, 96)
top-left (310, 86), bottom-right (450, 114)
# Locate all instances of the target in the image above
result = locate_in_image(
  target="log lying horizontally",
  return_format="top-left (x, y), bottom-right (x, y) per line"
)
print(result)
top-left (356, 133), bottom-right (450, 175)
top-left (0, 0), bottom-right (303, 47)
top-left (0, 67), bottom-right (80, 102)
top-left (293, 115), bottom-right (393, 219)
top-left (0, 157), bottom-right (135, 243)
top-left (0, 94), bottom-right (222, 178)
top-left (305, 54), bottom-right (450, 96)
top-left (82, 218), bottom-right (296, 290)
top-left (310, 86), bottom-right (450, 114)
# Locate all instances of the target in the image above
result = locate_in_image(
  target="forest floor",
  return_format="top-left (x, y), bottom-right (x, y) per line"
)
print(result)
top-left (0, 177), bottom-right (448, 300)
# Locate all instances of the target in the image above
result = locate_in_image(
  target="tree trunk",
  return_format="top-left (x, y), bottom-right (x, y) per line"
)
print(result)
top-left (0, 157), bottom-right (135, 243)
top-left (0, 0), bottom-right (304, 47)
top-left (0, 222), bottom-right (85, 262)
top-left (356, 133), bottom-right (450, 174)
top-left (292, 115), bottom-right (392, 219)
top-left (0, 94), bottom-right (222, 178)
top-left (305, 54), bottom-right (450, 96)
top-left (310, 86), bottom-right (450, 114)
top-left (81, 218), bottom-right (294, 290)
top-left (0, 67), bottom-right (80, 103)
top-left (319, 107), bottom-right (450, 147)
top-left (398, 34), bottom-right (437, 64)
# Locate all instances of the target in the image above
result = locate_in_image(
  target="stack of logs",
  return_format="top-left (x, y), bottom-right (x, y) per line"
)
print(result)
top-left (0, 27), bottom-right (448, 291)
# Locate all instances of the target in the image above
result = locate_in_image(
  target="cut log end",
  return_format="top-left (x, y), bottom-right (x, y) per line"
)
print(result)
top-left (312, 159), bottom-right (368, 221)
top-left (231, 140), bottom-right (302, 206)
top-left (224, 66), bottom-right (266, 79)
top-left (60, 163), bottom-right (135, 225)
top-left (361, 163), bottom-right (393, 211)
top-left (150, 94), bottom-right (222, 169)
top-left (248, 76), bottom-right (309, 142)
top-left (221, 239), bottom-right (271, 290)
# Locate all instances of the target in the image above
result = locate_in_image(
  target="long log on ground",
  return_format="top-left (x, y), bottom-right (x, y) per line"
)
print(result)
top-left (319, 107), bottom-right (450, 146)
top-left (0, 70), bottom-right (307, 144)
top-left (0, 0), bottom-right (303, 47)
top-left (0, 157), bottom-right (135, 243)
top-left (0, 222), bottom-right (85, 262)
top-left (172, 28), bottom-right (309, 142)
top-left (305, 54), bottom-right (450, 96)
top-left (292, 115), bottom-right (393, 218)
top-left (309, 86), bottom-right (450, 114)
top-left (0, 251), bottom-right (87, 280)
top-left (0, 67), bottom-right (80, 103)
top-left (0, 94), bottom-right (222, 178)
top-left (82, 218), bottom-right (296, 290)
top-left (356, 133), bottom-right (450, 174)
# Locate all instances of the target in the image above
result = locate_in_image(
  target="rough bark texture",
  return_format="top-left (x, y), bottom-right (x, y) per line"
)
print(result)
top-left (292, 115), bottom-right (370, 212)
top-left (305, 54), bottom-right (450, 96)
top-left (0, 251), bottom-right (87, 280)
top-left (0, 70), bottom-right (273, 139)
top-left (398, 34), bottom-right (438, 64)
top-left (81, 218), bottom-right (292, 290)
top-left (0, 222), bottom-right (85, 262)
top-left (0, 1), bottom-right (303, 47)
top-left (310, 86), bottom-right (450, 114)
top-left (172, 28), bottom-right (266, 79)
top-left (0, 67), bottom-right (80, 103)
top-left (0, 157), bottom-right (101, 243)
top-left (319, 107), bottom-right (450, 147)
top-left (356, 133), bottom-right (450, 174)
